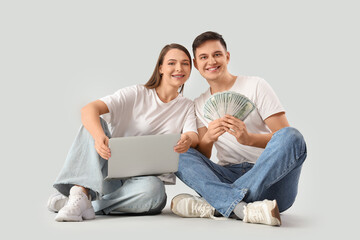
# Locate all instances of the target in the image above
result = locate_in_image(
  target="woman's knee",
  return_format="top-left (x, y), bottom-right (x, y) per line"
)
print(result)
top-left (135, 176), bottom-right (166, 209)
top-left (147, 194), bottom-right (167, 214)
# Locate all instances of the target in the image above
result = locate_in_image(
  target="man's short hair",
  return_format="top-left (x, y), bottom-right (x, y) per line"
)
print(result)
top-left (192, 31), bottom-right (227, 57)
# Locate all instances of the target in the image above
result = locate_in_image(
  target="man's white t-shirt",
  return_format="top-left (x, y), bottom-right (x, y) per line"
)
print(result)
top-left (100, 84), bottom-right (198, 184)
top-left (194, 76), bottom-right (285, 166)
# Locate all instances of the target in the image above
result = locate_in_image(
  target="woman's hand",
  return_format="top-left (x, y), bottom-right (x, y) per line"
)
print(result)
top-left (174, 134), bottom-right (192, 153)
top-left (94, 135), bottom-right (111, 160)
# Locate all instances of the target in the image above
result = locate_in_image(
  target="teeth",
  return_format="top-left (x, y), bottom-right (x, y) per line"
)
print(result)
top-left (208, 67), bottom-right (218, 71)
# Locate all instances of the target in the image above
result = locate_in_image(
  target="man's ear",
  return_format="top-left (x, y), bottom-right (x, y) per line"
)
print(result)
top-left (193, 58), bottom-right (198, 70)
top-left (226, 51), bottom-right (230, 64)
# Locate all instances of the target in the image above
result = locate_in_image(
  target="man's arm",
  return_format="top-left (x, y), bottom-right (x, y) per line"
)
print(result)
top-left (251, 112), bottom-right (290, 148)
top-left (196, 118), bottom-right (226, 158)
top-left (195, 112), bottom-right (289, 157)
top-left (223, 112), bottom-right (289, 148)
top-left (196, 127), bottom-right (213, 158)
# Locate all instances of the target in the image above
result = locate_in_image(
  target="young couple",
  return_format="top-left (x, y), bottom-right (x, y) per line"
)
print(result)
top-left (48, 31), bottom-right (307, 226)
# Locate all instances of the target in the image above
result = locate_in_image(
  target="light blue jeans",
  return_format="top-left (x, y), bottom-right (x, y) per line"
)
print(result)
top-left (53, 118), bottom-right (167, 215)
top-left (176, 127), bottom-right (307, 217)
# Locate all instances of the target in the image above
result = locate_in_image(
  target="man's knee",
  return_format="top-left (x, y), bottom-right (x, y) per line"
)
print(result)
top-left (180, 147), bottom-right (199, 158)
top-left (179, 148), bottom-right (204, 166)
top-left (284, 127), bottom-right (304, 142)
top-left (177, 149), bottom-right (200, 177)
top-left (275, 127), bottom-right (307, 161)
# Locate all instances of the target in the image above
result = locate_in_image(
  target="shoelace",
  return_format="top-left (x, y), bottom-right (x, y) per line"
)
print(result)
top-left (67, 195), bottom-right (83, 208)
top-left (193, 201), bottom-right (228, 220)
top-left (194, 203), bottom-right (213, 218)
top-left (248, 207), bottom-right (265, 223)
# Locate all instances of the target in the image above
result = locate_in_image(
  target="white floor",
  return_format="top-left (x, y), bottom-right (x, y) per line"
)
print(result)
top-left (2, 1), bottom-right (359, 239)
top-left (27, 182), bottom-right (345, 240)
top-left (2, 163), bottom-right (354, 240)
top-left (43, 208), bottom-right (314, 239)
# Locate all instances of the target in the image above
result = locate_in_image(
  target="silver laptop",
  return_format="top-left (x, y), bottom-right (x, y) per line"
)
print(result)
top-left (105, 133), bottom-right (181, 179)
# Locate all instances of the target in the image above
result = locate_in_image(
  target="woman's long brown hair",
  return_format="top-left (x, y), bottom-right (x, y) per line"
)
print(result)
top-left (144, 43), bottom-right (192, 94)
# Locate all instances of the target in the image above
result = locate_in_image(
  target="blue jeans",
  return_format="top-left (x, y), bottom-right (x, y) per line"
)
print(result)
top-left (175, 127), bottom-right (307, 217)
top-left (53, 118), bottom-right (167, 215)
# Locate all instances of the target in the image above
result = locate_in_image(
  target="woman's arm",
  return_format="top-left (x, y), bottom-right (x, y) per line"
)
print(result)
top-left (184, 131), bottom-right (199, 148)
top-left (173, 131), bottom-right (199, 153)
top-left (81, 100), bottom-right (111, 159)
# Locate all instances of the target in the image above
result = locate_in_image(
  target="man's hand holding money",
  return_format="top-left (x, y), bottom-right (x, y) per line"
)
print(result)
top-left (203, 118), bottom-right (227, 143)
top-left (222, 114), bottom-right (253, 146)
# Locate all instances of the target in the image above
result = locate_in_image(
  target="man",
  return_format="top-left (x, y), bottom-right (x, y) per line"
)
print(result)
top-left (171, 31), bottom-right (307, 226)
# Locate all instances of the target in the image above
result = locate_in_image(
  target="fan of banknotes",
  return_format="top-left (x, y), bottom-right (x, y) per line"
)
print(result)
top-left (203, 91), bottom-right (255, 121)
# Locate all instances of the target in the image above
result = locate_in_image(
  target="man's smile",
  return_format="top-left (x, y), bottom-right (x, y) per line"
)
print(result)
top-left (206, 66), bottom-right (220, 72)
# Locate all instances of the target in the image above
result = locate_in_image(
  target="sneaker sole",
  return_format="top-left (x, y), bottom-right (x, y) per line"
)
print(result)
top-left (55, 208), bottom-right (95, 222)
top-left (55, 213), bottom-right (83, 222)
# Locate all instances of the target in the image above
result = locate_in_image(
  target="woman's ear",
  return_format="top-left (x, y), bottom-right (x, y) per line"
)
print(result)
top-left (159, 64), bottom-right (163, 75)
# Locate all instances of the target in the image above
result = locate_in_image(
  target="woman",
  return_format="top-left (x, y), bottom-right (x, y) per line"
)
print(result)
top-left (48, 43), bottom-right (198, 222)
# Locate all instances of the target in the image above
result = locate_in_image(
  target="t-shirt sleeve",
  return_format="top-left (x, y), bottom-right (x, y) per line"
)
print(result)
top-left (99, 85), bottom-right (137, 125)
top-left (195, 100), bottom-right (206, 129)
top-left (255, 78), bottom-right (285, 120)
top-left (182, 102), bottom-right (198, 134)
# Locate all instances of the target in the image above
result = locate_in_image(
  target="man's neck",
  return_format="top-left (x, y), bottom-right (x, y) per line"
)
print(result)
top-left (208, 73), bottom-right (237, 94)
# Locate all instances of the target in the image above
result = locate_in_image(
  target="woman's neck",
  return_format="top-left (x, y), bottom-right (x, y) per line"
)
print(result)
top-left (155, 84), bottom-right (179, 103)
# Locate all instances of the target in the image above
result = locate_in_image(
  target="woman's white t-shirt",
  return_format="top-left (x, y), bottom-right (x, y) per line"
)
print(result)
top-left (99, 84), bottom-right (197, 184)
top-left (194, 76), bottom-right (285, 166)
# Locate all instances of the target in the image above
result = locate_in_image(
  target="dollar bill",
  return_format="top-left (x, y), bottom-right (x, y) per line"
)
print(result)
top-left (204, 91), bottom-right (255, 121)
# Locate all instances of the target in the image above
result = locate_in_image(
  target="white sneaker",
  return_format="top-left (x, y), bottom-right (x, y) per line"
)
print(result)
top-left (171, 194), bottom-right (216, 219)
top-left (55, 186), bottom-right (95, 222)
top-left (47, 192), bottom-right (68, 213)
top-left (243, 199), bottom-right (281, 226)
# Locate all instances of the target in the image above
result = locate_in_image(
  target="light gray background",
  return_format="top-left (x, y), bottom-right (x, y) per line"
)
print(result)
top-left (1, 0), bottom-right (359, 239)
